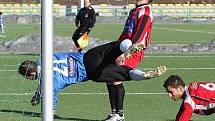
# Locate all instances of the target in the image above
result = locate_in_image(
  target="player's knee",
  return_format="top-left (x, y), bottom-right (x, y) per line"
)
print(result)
top-left (129, 70), bottom-right (144, 80)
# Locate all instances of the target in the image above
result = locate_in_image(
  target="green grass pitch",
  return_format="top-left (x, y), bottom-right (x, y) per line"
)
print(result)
top-left (1, 23), bottom-right (215, 44)
top-left (0, 23), bottom-right (215, 121)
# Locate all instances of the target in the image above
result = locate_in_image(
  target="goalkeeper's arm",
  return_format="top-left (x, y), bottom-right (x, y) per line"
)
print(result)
top-left (31, 85), bottom-right (42, 106)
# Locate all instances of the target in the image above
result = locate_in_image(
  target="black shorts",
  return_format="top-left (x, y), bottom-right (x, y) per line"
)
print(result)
top-left (92, 64), bottom-right (132, 82)
top-left (83, 41), bottom-right (132, 82)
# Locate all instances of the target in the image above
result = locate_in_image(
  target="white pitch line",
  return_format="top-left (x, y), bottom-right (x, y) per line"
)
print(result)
top-left (0, 92), bottom-right (167, 96)
top-left (0, 55), bottom-right (215, 67)
top-left (61, 92), bottom-right (167, 95)
top-left (0, 70), bottom-right (17, 72)
top-left (153, 27), bottom-right (215, 34)
top-left (0, 93), bottom-right (33, 96)
top-left (0, 65), bottom-right (18, 66)
top-left (1, 67), bottom-right (215, 72)
top-left (0, 35), bottom-right (6, 37)
top-left (172, 67), bottom-right (215, 70)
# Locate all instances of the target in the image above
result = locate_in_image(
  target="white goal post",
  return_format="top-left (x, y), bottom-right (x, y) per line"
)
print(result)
top-left (41, 0), bottom-right (53, 121)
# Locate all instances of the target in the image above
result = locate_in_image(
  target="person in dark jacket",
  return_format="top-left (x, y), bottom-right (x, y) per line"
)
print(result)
top-left (72, 0), bottom-right (96, 52)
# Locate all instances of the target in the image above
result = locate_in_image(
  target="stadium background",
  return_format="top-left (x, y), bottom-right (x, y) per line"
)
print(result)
top-left (0, 0), bottom-right (215, 18)
top-left (0, 0), bottom-right (215, 121)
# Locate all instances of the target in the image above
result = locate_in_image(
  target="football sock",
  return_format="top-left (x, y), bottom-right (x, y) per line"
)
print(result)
top-left (107, 84), bottom-right (116, 113)
top-left (114, 84), bottom-right (125, 116)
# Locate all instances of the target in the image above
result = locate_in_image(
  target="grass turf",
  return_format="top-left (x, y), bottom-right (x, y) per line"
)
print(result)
top-left (1, 23), bottom-right (215, 44)
top-left (0, 23), bottom-right (215, 120)
top-left (0, 54), bottom-right (215, 121)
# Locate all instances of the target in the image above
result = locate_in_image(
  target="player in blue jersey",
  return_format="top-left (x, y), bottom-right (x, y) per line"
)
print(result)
top-left (18, 41), bottom-right (166, 112)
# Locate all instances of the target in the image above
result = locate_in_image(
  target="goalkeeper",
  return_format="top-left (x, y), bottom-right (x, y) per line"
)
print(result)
top-left (18, 40), bottom-right (166, 111)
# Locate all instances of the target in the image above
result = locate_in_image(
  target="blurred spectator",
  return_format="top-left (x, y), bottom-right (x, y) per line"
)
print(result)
top-left (0, 12), bottom-right (4, 34)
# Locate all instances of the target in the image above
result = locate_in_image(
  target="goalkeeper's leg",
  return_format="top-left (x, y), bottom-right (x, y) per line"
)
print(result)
top-left (92, 64), bottom-right (132, 82)
top-left (92, 65), bottom-right (166, 82)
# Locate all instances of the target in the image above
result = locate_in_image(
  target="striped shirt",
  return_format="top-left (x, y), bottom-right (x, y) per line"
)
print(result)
top-left (117, 4), bottom-right (153, 68)
top-left (176, 82), bottom-right (215, 121)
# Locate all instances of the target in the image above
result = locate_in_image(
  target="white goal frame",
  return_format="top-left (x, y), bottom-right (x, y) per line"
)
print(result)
top-left (41, 0), bottom-right (53, 121)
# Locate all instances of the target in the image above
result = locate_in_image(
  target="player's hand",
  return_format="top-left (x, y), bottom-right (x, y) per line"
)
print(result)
top-left (124, 51), bottom-right (132, 58)
top-left (31, 91), bottom-right (41, 106)
top-left (124, 43), bottom-right (145, 58)
top-left (115, 54), bottom-right (125, 65)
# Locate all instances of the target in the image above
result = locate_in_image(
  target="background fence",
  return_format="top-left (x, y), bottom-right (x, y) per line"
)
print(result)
top-left (0, 3), bottom-right (215, 19)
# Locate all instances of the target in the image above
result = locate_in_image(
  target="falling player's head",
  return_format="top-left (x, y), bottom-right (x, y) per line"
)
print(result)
top-left (163, 75), bottom-right (185, 101)
top-left (18, 60), bottom-right (38, 80)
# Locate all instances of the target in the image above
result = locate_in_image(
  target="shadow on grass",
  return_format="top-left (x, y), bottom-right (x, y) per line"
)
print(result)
top-left (0, 109), bottom-right (101, 121)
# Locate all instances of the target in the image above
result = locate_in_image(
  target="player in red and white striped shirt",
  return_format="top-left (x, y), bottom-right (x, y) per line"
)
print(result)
top-left (163, 75), bottom-right (215, 121)
top-left (105, 0), bottom-right (154, 120)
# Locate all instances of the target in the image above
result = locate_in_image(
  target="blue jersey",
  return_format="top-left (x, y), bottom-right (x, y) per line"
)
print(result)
top-left (37, 52), bottom-right (88, 110)
top-left (53, 52), bottom-right (88, 89)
